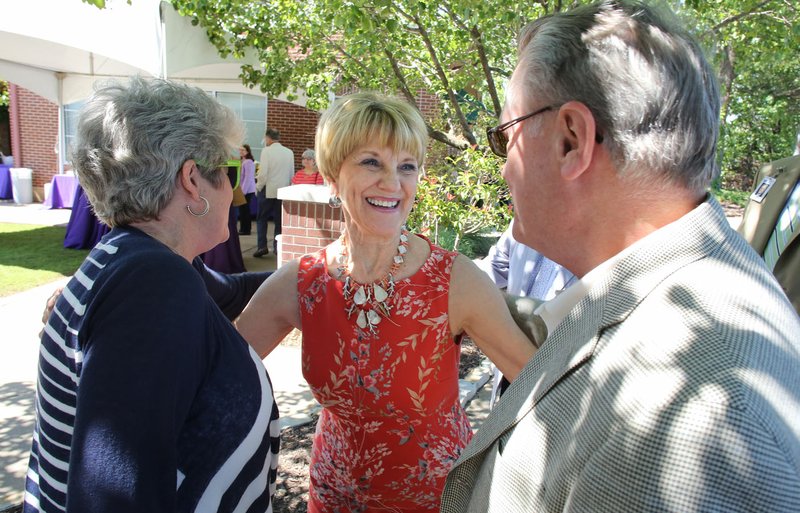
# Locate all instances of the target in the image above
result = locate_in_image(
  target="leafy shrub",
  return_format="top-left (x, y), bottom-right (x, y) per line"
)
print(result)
top-left (408, 147), bottom-right (511, 252)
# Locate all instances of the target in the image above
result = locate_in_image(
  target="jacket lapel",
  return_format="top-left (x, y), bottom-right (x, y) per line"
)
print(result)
top-left (457, 292), bottom-right (604, 462)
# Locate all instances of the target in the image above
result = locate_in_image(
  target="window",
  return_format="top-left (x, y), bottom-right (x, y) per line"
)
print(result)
top-left (63, 92), bottom-right (267, 162)
top-left (63, 100), bottom-right (85, 161)
top-left (214, 92), bottom-right (267, 159)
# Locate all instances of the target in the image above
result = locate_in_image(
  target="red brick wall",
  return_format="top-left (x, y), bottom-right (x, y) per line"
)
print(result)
top-left (12, 87), bottom-right (59, 191)
top-left (267, 99), bottom-right (320, 171)
top-left (414, 88), bottom-right (441, 122)
top-left (280, 201), bottom-right (344, 266)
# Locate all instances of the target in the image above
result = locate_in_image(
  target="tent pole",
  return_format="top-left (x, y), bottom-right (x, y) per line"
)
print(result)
top-left (56, 72), bottom-right (65, 174)
top-left (159, 1), bottom-right (167, 79)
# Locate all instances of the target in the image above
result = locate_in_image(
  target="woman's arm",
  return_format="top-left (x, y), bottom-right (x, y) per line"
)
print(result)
top-left (449, 254), bottom-right (538, 381)
top-left (192, 257), bottom-right (271, 320)
top-left (235, 259), bottom-right (301, 358)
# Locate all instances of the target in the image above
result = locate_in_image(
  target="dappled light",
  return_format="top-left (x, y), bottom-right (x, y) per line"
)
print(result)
top-left (0, 382), bottom-right (35, 507)
top-left (486, 236), bottom-right (800, 510)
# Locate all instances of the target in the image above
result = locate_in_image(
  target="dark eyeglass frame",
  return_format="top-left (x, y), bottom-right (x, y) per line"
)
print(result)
top-left (486, 104), bottom-right (557, 158)
top-left (486, 104), bottom-right (604, 158)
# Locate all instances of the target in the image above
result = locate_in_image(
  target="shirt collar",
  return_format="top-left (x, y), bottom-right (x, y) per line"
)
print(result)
top-left (534, 234), bottom-right (645, 334)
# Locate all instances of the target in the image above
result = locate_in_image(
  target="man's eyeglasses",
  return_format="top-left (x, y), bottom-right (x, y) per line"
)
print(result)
top-left (486, 105), bottom-right (604, 158)
top-left (486, 105), bottom-right (556, 158)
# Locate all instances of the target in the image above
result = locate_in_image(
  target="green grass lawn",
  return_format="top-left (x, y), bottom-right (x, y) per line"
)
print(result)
top-left (0, 223), bottom-right (88, 297)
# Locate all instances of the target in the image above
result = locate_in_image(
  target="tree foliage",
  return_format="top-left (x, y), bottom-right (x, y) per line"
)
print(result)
top-left (407, 147), bottom-right (512, 250)
top-left (168, 0), bottom-right (542, 152)
top-left (72, 0), bottom-right (799, 243)
top-left (160, 0), bottom-right (798, 246)
top-left (685, 0), bottom-right (800, 189)
top-left (167, 0), bottom-right (798, 185)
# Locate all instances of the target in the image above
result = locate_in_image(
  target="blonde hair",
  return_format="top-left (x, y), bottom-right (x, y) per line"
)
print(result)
top-left (315, 92), bottom-right (428, 183)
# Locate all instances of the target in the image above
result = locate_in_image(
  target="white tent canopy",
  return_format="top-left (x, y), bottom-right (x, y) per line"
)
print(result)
top-left (0, 0), bottom-right (285, 172)
top-left (0, 0), bottom-right (264, 104)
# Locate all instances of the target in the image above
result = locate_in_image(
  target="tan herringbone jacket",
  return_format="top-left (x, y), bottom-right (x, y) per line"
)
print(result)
top-left (442, 198), bottom-right (800, 512)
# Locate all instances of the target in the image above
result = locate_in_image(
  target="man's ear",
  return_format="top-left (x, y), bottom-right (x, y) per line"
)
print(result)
top-left (177, 159), bottom-right (202, 200)
top-left (555, 101), bottom-right (597, 181)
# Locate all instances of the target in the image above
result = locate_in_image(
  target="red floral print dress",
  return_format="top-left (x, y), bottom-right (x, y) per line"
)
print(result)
top-left (297, 238), bottom-right (472, 512)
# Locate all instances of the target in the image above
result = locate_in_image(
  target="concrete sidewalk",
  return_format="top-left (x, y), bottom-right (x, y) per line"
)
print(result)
top-left (0, 201), bottom-right (493, 509)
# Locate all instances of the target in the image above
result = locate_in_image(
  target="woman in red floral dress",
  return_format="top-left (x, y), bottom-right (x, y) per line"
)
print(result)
top-left (237, 92), bottom-right (537, 512)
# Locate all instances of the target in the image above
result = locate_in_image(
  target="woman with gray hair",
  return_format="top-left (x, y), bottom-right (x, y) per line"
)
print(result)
top-left (290, 148), bottom-right (325, 184)
top-left (24, 77), bottom-right (279, 513)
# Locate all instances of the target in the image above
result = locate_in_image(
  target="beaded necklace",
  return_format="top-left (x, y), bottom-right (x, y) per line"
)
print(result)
top-left (336, 228), bottom-right (410, 335)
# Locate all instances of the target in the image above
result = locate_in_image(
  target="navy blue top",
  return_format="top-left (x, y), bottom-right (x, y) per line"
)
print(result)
top-left (191, 257), bottom-right (271, 321)
top-left (25, 227), bottom-right (280, 513)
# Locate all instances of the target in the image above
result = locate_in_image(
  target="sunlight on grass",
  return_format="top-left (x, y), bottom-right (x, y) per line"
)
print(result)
top-left (0, 223), bottom-right (88, 297)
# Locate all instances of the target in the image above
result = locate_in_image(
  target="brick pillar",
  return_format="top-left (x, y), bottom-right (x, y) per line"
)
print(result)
top-left (278, 185), bottom-right (344, 266)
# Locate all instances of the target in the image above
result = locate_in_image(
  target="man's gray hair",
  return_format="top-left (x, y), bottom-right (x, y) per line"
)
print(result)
top-left (71, 76), bottom-right (243, 227)
top-left (516, 0), bottom-right (720, 193)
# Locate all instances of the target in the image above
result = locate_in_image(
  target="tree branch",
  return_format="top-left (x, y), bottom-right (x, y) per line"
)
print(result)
top-left (384, 48), bottom-right (418, 105)
top-left (385, 48), bottom-right (470, 151)
top-left (706, 0), bottom-right (772, 34)
top-left (324, 36), bottom-right (372, 75)
top-left (389, 6), bottom-right (477, 146)
top-left (442, 2), bottom-right (502, 116)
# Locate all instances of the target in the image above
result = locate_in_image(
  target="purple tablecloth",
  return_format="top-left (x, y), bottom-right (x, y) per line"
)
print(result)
top-left (0, 165), bottom-right (11, 199)
top-left (201, 205), bottom-right (247, 274)
top-left (45, 175), bottom-right (79, 209)
top-left (64, 185), bottom-right (111, 249)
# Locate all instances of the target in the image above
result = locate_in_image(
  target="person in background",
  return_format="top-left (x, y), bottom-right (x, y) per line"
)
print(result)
top-left (24, 77), bottom-right (280, 513)
top-left (255, 128), bottom-right (294, 257)
top-left (237, 143), bottom-right (257, 235)
top-left (475, 218), bottom-right (573, 405)
top-left (236, 92), bottom-right (537, 512)
top-left (291, 148), bottom-right (325, 185)
top-left (441, 1), bottom-right (800, 511)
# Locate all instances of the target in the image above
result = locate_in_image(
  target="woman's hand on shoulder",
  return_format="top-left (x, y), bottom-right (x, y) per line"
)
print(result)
top-left (449, 254), bottom-right (537, 381)
top-left (235, 259), bottom-right (301, 358)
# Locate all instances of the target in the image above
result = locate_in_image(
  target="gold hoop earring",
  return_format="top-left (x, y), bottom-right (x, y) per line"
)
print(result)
top-left (187, 196), bottom-right (210, 217)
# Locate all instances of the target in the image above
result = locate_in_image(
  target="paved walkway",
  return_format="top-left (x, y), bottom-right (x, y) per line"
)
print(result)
top-left (0, 201), bottom-right (493, 509)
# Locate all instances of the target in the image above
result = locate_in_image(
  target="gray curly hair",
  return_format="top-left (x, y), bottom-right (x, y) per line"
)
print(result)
top-left (71, 76), bottom-right (243, 227)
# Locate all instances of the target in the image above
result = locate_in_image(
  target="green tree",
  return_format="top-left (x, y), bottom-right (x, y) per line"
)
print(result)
top-left (164, 0), bottom-right (798, 243)
top-left (168, 1), bottom-right (798, 174)
top-left (407, 147), bottom-right (512, 251)
top-left (169, 0), bottom-right (541, 151)
top-left (686, 0), bottom-right (800, 190)
top-left (83, 0), bottom-right (799, 238)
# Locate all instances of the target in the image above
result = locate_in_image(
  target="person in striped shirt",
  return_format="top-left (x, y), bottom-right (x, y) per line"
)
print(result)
top-left (24, 77), bottom-right (280, 513)
top-left (290, 149), bottom-right (325, 185)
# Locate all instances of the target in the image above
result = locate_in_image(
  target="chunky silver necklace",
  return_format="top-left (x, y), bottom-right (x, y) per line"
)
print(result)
top-left (336, 229), bottom-right (409, 335)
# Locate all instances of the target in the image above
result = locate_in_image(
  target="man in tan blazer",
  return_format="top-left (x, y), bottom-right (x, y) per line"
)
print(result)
top-left (441, 1), bottom-right (800, 511)
top-left (254, 128), bottom-right (295, 257)
top-left (737, 154), bottom-right (800, 314)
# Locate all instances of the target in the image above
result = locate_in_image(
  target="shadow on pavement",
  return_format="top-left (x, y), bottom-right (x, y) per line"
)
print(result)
top-left (0, 381), bottom-right (34, 509)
